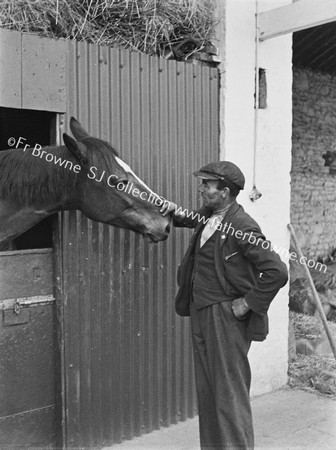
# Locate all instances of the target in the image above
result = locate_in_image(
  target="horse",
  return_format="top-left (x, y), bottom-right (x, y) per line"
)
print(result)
top-left (0, 117), bottom-right (171, 250)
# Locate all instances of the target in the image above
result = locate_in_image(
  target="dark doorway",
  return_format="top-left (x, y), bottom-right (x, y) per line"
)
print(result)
top-left (0, 107), bottom-right (56, 249)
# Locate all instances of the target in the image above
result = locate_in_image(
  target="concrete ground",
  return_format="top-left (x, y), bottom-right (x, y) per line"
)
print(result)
top-left (106, 388), bottom-right (336, 449)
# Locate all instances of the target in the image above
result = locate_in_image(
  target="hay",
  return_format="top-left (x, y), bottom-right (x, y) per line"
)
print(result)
top-left (288, 354), bottom-right (336, 396)
top-left (0, 0), bottom-right (216, 58)
top-left (289, 311), bottom-right (336, 397)
top-left (290, 311), bottom-right (322, 339)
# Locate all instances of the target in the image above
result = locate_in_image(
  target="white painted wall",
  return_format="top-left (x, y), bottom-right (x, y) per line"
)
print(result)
top-left (214, 0), bottom-right (292, 395)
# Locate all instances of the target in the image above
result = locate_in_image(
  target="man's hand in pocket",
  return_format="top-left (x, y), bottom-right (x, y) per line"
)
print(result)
top-left (232, 297), bottom-right (250, 320)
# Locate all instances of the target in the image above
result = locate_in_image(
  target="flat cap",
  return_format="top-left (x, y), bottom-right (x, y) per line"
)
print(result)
top-left (193, 161), bottom-right (245, 190)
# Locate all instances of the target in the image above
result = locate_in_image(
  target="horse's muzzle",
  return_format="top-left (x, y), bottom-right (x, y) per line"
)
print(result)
top-left (145, 223), bottom-right (170, 243)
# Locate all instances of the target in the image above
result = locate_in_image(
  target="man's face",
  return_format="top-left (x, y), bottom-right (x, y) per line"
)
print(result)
top-left (198, 179), bottom-right (227, 211)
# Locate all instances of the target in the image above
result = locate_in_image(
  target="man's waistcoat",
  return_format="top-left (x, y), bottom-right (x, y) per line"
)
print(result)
top-left (192, 229), bottom-right (227, 309)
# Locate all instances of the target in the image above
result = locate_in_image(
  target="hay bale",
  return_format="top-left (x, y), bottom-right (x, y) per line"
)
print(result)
top-left (0, 0), bottom-right (217, 58)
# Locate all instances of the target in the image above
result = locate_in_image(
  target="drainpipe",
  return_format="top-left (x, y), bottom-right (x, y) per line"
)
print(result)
top-left (250, 0), bottom-right (263, 202)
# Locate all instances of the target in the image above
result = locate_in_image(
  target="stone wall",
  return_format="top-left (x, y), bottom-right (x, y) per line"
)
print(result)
top-left (291, 68), bottom-right (336, 259)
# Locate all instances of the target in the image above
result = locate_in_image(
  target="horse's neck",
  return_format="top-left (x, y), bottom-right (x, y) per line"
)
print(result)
top-left (0, 145), bottom-right (79, 210)
top-left (0, 146), bottom-right (81, 248)
top-left (0, 201), bottom-right (52, 249)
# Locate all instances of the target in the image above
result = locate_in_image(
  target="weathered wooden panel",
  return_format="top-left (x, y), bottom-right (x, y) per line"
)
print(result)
top-left (60, 42), bottom-right (219, 448)
top-left (0, 406), bottom-right (56, 449)
top-left (22, 34), bottom-right (66, 112)
top-left (0, 29), bottom-right (21, 108)
top-left (3, 308), bottom-right (30, 326)
top-left (0, 304), bottom-right (56, 448)
top-left (0, 249), bottom-right (53, 299)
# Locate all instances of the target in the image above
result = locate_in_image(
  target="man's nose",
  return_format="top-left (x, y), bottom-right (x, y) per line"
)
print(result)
top-left (198, 183), bottom-right (204, 192)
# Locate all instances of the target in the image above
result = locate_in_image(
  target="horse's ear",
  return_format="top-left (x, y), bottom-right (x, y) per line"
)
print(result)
top-left (63, 133), bottom-right (89, 169)
top-left (69, 117), bottom-right (90, 141)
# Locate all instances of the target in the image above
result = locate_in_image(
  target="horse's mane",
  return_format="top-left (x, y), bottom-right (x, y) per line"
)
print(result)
top-left (0, 145), bottom-right (79, 205)
top-left (0, 137), bottom-right (119, 206)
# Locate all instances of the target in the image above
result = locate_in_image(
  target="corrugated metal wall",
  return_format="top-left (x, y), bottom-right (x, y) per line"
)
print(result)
top-left (60, 41), bottom-right (219, 448)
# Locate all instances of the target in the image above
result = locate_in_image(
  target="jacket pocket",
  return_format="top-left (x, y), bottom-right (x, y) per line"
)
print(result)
top-left (225, 251), bottom-right (239, 261)
top-left (247, 312), bottom-right (268, 341)
top-left (223, 253), bottom-right (254, 295)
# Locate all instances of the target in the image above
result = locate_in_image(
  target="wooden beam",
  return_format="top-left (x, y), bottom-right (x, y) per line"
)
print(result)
top-left (258, 0), bottom-right (336, 41)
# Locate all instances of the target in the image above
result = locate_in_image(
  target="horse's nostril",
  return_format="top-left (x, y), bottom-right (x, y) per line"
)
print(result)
top-left (165, 223), bottom-right (171, 234)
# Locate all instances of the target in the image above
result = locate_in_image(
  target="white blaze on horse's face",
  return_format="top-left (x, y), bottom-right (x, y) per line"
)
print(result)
top-left (100, 154), bottom-right (171, 242)
top-left (115, 156), bottom-right (161, 202)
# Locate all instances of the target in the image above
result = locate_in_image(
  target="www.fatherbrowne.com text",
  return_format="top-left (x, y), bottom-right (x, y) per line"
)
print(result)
top-left (173, 207), bottom-right (327, 273)
top-left (9, 136), bottom-right (327, 273)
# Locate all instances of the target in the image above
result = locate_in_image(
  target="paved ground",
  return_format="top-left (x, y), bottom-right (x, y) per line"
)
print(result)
top-left (106, 388), bottom-right (336, 449)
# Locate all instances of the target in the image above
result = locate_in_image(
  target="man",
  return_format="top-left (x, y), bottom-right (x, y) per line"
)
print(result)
top-left (161, 161), bottom-right (288, 450)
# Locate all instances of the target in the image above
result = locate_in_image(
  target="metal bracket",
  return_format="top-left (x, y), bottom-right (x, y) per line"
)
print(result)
top-left (0, 295), bottom-right (55, 311)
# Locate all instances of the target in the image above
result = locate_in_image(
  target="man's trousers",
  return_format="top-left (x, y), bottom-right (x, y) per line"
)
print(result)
top-left (190, 300), bottom-right (254, 449)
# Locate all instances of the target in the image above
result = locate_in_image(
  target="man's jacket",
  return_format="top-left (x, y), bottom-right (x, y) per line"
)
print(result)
top-left (173, 201), bottom-right (288, 341)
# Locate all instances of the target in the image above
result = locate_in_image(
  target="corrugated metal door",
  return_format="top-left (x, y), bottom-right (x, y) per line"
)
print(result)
top-left (60, 42), bottom-right (219, 448)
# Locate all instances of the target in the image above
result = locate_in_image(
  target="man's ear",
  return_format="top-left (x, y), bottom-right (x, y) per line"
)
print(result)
top-left (63, 133), bottom-right (89, 169)
top-left (222, 187), bottom-right (230, 197)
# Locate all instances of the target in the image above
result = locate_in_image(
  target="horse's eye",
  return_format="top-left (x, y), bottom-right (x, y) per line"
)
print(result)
top-left (108, 176), bottom-right (128, 188)
top-left (116, 178), bottom-right (128, 188)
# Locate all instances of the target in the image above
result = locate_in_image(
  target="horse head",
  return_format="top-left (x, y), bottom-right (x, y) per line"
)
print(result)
top-left (63, 118), bottom-right (171, 242)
